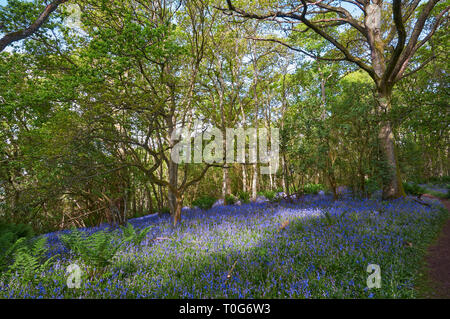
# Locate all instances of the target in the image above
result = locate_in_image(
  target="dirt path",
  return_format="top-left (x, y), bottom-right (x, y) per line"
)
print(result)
top-left (420, 194), bottom-right (450, 298)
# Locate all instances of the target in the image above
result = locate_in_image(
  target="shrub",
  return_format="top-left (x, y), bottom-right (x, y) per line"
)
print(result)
top-left (428, 176), bottom-right (450, 184)
top-left (225, 194), bottom-right (237, 205)
top-left (303, 183), bottom-right (324, 195)
top-left (132, 210), bottom-right (147, 219)
top-left (237, 191), bottom-right (250, 203)
top-left (258, 190), bottom-right (276, 201)
top-left (192, 196), bottom-right (217, 210)
top-left (0, 222), bottom-right (34, 249)
top-left (159, 207), bottom-right (171, 215)
top-left (403, 182), bottom-right (426, 197)
top-left (364, 178), bottom-right (380, 197)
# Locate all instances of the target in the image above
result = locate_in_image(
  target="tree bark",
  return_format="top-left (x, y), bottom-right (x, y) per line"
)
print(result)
top-left (167, 158), bottom-right (178, 216)
top-left (377, 91), bottom-right (406, 199)
top-left (242, 164), bottom-right (247, 193)
top-left (173, 194), bottom-right (184, 227)
top-left (366, 2), bottom-right (405, 200)
top-left (222, 166), bottom-right (231, 198)
top-left (167, 113), bottom-right (179, 218)
top-left (0, 0), bottom-right (69, 52)
top-left (252, 163), bottom-right (258, 199)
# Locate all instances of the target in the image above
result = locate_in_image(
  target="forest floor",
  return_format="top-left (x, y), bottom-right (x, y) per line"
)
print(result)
top-left (2, 194), bottom-right (448, 298)
top-left (419, 194), bottom-right (450, 298)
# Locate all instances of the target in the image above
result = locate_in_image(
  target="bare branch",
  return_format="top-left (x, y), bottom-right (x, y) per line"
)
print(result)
top-left (341, 0), bottom-right (366, 13)
top-left (312, 1), bottom-right (367, 37)
top-left (245, 36), bottom-right (347, 62)
top-left (224, 0), bottom-right (376, 80)
top-left (398, 54), bottom-right (436, 80)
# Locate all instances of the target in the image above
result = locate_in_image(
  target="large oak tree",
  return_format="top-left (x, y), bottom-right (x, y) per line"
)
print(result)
top-left (224, 0), bottom-right (449, 199)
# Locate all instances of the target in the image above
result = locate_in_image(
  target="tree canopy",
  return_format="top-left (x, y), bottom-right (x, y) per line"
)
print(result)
top-left (0, 0), bottom-right (448, 230)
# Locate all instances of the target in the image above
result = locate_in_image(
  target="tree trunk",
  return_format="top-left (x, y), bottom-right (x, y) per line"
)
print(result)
top-left (326, 160), bottom-right (338, 200)
top-left (167, 158), bottom-right (178, 217)
top-left (377, 91), bottom-right (406, 199)
top-left (252, 163), bottom-right (258, 199)
top-left (173, 194), bottom-right (183, 227)
top-left (222, 167), bottom-right (230, 198)
top-left (158, 165), bottom-right (164, 209)
top-left (328, 174), bottom-right (338, 200)
top-left (282, 155), bottom-right (289, 195)
top-left (242, 164), bottom-right (247, 193)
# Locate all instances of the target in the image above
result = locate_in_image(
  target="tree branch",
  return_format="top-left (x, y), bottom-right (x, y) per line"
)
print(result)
top-left (224, 0), bottom-right (376, 80)
top-left (398, 54), bottom-right (436, 80)
top-left (392, 0), bottom-right (442, 79)
top-left (245, 36), bottom-right (346, 62)
top-left (313, 1), bottom-right (367, 37)
top-left (383, 0), bottom-right (407, 85)
top-left (0, 0), bottom-right (69, 52)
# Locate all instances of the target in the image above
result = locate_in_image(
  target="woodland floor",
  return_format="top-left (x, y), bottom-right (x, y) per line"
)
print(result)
top-left (420, 194), bottom-right (450, 298)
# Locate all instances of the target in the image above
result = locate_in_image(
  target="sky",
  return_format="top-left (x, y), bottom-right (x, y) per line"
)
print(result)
top-left (1, 0), bottom-right (32, 6)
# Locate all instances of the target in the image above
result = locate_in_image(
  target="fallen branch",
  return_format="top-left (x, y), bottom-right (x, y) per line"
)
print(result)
top-left (225, 260), bottom-right (238, 285)
top-left (413, 198), bottom-right (431, 207)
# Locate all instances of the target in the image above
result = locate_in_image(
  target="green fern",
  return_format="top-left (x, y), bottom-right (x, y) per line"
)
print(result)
top-left (60, 224), bottom-right (153, 278)
top-left (60, 230), bottom-right (121, 271)
top-left (0, 236), bottom-right (26, 272)
top-left (5, 236), bottom-right (56, 284)
top-left (121, 223), bottom-right (153, 247)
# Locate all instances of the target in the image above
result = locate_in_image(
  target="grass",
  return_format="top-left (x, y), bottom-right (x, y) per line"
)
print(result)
top-left (0, 194), bottom-right (447, 298)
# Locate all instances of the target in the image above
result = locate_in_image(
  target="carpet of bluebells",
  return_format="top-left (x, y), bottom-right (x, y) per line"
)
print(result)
top-left (419, 184), bottom-right (449, 196)
top-left (0, 194), bottom-right (447, 299)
